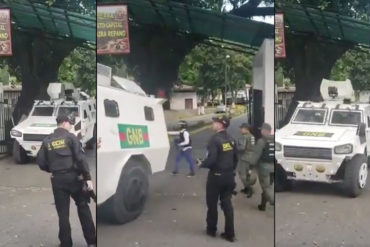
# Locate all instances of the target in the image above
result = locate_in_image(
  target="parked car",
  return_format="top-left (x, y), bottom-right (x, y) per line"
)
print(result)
top-left (216, 104), bottom-right (227, 113)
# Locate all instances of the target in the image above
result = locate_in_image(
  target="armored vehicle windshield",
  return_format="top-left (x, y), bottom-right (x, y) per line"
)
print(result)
top-left (292, 108), bottom-right (327, 124)
top-left (330, 110), bottom-right (362, 126)
top-left (31, 106), bottom-right (55, 116)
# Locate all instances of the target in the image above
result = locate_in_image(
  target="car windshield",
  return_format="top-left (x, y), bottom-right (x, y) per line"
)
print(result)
top-left (31, 106), bottom-right (55, 116)
top-left (330, 111), bottom-right (362, 126)
top-left (57, 106), bottom-right (79, 118)
top-left (292, 108), bottom-right (327, 124)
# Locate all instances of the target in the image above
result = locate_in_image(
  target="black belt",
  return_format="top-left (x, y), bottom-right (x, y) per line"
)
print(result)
top-left (52, 169), bottom-right (75, 175)
top-left (210, 171), bottom-right (234, 176)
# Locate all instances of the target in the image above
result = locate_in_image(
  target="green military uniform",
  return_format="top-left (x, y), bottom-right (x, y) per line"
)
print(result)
top-left (237, 131), bottom-right (257, 196)
top-left (251, 134), bottom-right (274, 210)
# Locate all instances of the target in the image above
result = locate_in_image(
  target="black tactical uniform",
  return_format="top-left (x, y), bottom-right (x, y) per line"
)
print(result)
top-left (200, 116), bottom-right (238, 241)
top-left (37, 115), bottom-right (96, 247)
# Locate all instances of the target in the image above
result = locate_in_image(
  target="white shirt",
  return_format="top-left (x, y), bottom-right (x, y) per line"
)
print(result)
top-left (178, 129), bottom-right (192, 151)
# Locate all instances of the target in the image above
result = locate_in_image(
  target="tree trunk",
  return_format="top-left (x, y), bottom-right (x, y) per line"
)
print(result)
top-left (280, 35), bottom-right (352, 126)
top-left (11, 32), bottom-right (77, 124)
top-left (127, 27), bottom-right (200, 95)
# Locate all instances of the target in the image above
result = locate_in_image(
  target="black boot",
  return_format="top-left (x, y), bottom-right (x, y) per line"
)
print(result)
top-left (246, 187), bottom-right (254, 198)
top-left (258, 193), bottom-right (267, 211)
top-left (221, 232), bottom-right (236, 242)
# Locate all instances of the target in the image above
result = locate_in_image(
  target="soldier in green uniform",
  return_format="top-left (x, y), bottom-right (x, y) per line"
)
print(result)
top-left (250, 123), bottom-right (274, 211)
top-left (237, 123), bottom-right (257, 198)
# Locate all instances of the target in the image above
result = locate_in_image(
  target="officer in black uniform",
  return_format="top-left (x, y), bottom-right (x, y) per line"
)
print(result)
top-left (198, 115), bottom-right (238, 242)
top-left (37, 115), bottom-right (96, 247)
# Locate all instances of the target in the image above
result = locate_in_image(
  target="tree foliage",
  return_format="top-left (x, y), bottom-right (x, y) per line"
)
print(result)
top-left (58, 47), bottom-right (96, 95)
top-left (331, 49), bottom-right (370, 91)
top-left (178, 44), bottom-right (252, 102)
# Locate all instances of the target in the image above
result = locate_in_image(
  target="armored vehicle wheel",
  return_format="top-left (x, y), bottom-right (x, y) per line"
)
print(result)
top-left (344, 154), bottom-right (368, 197)
top-left (275, 163), bottom-right (291, 192)
top-left (13, 140), bottom-right (29, 164)
top-left (105, 161), bottom-right (149, 224)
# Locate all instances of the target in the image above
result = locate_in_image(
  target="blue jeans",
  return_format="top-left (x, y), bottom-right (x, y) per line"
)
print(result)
top-left (174, 149), bottom-right (195, 174)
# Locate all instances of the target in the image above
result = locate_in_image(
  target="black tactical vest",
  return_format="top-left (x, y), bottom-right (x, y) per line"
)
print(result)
top-left (213, 133), bottom-right (235, 173)
top-left (179, 130), bottom-right (192, 148)
top-left (44, 134), bottom-right (74, 172)
top-left (261, 138), bottom-right (274, 163)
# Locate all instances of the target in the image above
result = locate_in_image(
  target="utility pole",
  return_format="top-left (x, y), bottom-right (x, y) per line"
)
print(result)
top-left (224, 54), bottom-right (230, 106)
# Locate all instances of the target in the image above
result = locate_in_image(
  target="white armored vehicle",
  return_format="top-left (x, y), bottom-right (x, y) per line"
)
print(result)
top-left (276, 79), bottom-right (369, 197)
top-left (10, 83), bottom-right (96, 164)
top-left (97, 64), bottom-right (170, 224)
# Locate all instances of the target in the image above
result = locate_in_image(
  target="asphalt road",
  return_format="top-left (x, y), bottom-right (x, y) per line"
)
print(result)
top-left (0, 148), bottom-right (96, 247)
top-left (97, 114), bottom-right (274, 247)
top-left (276, 177), bottom-right (370, 247)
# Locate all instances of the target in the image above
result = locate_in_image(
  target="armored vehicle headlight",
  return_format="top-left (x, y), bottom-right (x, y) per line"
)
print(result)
top-left (334, 144), bottom-right (353, 154)
top-left (10, 129), bottom-right (22, 137)
top-left (276, 142), bottom-right (282, 152)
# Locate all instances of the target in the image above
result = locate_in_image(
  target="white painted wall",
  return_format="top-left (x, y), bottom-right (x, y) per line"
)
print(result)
top-left (253, 39), bottom-right (274, 132)
top-left (170, 92), bottom-right (198, 110)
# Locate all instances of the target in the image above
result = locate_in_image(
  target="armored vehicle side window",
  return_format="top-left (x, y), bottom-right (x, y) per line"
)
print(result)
top-left (32, 106), bottom-right (54, 116)
top-left (292, 108), bottom-right (327, 124)
top-left (330, 111), bottom-right (362, 126)
top-left (104, 99), bottom-right (119, 117)
top-left (58, 107), bottom-right (79, 118)
top-left (368, 117), bottom-right (370, 127)
top-left (89, 105), bottom-right (92, 111)
top-left (144, 106), bottom-right (154, 121)
top-left (84, 110), bottom-right (88, 119)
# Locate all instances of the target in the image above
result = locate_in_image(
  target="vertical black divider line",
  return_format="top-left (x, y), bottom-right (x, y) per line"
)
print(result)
top-left (95, 2), bottom-right (98, 243)
top-left (273, 3), bottom-right (276, 247)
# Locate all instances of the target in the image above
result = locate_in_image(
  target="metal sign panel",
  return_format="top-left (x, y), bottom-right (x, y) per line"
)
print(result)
top-left (118, 124), bottom-right (150, 149)
top-left (97, 5), bottom-right (130, 54)
top-left (275, 13), bottom-right (286, 58)
top-left (0, 9), bottom-right (12, 56)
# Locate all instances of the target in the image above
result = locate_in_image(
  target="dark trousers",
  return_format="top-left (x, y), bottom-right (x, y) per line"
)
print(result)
top-left (206, 172), bottom-right (235, 237)
top-left (51, 172), bottom-right (96, 247)
top-left (174, 148), bottom-right (195, 174)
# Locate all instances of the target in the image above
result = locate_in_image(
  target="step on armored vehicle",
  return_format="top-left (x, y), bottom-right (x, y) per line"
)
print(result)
top-left (10, 83), bottom-right (96, 164)
top-left (97, 64), bottom-right (170, 224)
top-left (276, 79), bottom-right (369, 197)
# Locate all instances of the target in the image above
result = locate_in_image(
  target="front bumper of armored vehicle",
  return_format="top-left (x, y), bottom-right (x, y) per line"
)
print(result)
top-left (275, 145), bottom-right (348, 183)
top-left (11, 133), bottom-right (50, 157)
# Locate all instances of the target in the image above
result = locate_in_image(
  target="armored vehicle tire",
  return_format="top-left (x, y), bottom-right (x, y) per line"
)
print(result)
top-left (344, 154), bottom-right (368, 197)
top-left (275, 163), bottom-right (292, 192)
top-left (13, 141), bottom-right (29, 164)
top-left (106, 162), bottom-right (149, 224)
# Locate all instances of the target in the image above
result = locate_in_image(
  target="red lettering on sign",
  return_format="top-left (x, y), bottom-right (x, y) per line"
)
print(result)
top-left (119, 132), bottom-right (126, 141)
top-left (143, 133), bottom-right (149, 141)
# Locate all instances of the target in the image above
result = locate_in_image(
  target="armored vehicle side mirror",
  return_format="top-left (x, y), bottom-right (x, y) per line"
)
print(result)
top-left (357, 123), bottom-right (366, 137)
